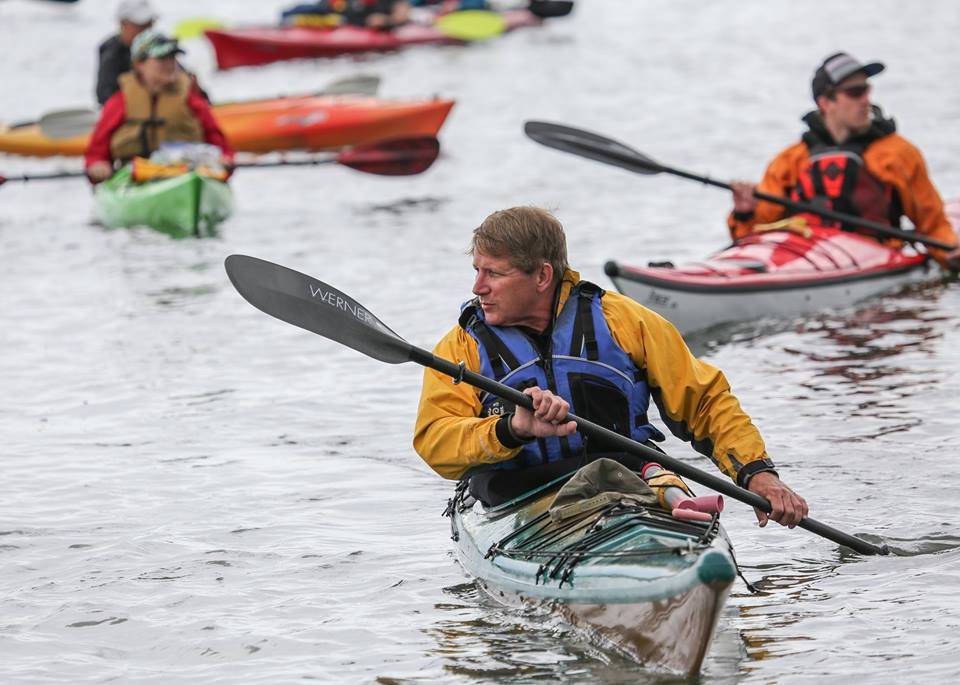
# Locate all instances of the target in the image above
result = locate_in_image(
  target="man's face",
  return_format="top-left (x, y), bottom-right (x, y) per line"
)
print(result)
top-left (136, 54), bottom-right (177, 92)
top-left (471, 252), bottom-right (545, 328)
top-left (823, 73), bottom-right (873, 133)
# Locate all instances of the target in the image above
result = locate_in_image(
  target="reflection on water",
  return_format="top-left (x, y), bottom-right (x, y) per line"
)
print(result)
top-left (424, 582), bottom-right (714, 685)
top-left (357, 196), bottom-right (449, 216)
top-left (871, 534), bottom-right (960, 557)
top-left (690, 280), bottom-right (949, 356)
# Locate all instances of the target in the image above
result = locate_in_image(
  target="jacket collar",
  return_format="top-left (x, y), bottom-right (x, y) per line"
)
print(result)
top-left (800, 105), bottom-right (896, 150)
top-left (552, 268), bottom-right (581, 318)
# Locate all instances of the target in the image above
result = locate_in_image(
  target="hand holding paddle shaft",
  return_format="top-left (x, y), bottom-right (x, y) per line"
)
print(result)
top-left (523, 120), bottom-right (957, 252)
top-left (223, 254), bottom-right (890, 556)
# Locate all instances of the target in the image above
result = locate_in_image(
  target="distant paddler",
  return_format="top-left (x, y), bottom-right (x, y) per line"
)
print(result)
top-left (281, 0), bottom-right (411, 28)
top-left (96, 0), bottom-right (157, 106)
top-left (84, 30), bottom-right (234, 184)
top-left (728, 51), bottom-right (960, 271)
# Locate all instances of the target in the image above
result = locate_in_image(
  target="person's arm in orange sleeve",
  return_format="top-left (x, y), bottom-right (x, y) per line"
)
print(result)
top-left (727, 143), bottom-right (807, 240)
top-left (412, 325), bottom-right (524, 480)
top-left (873, 136), bottom-right (960, 269)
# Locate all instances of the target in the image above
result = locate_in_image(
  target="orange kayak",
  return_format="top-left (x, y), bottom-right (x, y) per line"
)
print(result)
top-left (0, 95), bottom-right (454, 158)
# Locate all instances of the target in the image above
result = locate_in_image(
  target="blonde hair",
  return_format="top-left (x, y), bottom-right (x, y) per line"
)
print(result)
top-left (469, 206), bottom-right (569, 281)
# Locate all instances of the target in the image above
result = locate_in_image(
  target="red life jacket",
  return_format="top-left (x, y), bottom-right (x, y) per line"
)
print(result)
top-left (791, 149), bottom-right (900, 229)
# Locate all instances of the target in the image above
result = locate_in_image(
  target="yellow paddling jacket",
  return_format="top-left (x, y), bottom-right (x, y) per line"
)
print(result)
top-left (109, 71), bottom-right (204, 162)
top-left (413, 270), bottom-right (777, 487)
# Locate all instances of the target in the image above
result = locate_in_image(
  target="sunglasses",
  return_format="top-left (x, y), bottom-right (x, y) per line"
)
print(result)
top-left (835, 83), bottom-right (872, 99)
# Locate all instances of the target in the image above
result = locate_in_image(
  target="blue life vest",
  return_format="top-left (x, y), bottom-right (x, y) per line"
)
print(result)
top-left (459, 281), bottom-right (665, 471)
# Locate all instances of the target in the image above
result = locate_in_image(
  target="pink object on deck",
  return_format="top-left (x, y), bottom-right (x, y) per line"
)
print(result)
top-left (641, 462), bottom-right (663, 479)
top-left (671, 508), bottom-right (713, 522)
top-left (675, 495), bottom-right (724, 514)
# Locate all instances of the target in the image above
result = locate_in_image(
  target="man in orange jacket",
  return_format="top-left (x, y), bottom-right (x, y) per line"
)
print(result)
top-left (729, 52), bottom-right (960, 270)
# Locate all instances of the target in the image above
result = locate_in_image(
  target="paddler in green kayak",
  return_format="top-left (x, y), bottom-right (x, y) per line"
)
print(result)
top-left (85, 30), bottom-right (234, 184)
top-left (729, 52), bottom-right (960, 271)
top-left (413, 206), bottom-right (809, 528)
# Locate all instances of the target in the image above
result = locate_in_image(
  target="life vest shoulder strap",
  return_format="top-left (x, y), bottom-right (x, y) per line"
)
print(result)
top-left (458, 299), bottom-right (519, 380)
top-left (568, 280), bottom-right (604, 361)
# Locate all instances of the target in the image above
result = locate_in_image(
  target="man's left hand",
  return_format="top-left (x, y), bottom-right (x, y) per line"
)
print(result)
top-left (747, 471), bottom-right (809, 529)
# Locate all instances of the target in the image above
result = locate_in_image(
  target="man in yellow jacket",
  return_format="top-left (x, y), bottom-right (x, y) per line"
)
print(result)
top-left (414, 206), bottom-right (808, 528)
top-left (729, 52), bottom-right (960, 270)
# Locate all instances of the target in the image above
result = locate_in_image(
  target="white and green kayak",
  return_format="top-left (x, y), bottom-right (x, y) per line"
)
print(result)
top-left (94, 166), bottom-right (233, 239)
top-left (448, 474), bottom-right (737, 676)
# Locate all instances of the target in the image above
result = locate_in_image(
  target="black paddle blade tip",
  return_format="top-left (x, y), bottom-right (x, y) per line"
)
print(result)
top-left (224, 254), bottom-right (415, 365)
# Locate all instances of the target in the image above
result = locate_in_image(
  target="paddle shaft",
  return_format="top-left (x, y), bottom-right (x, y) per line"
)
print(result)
top-left (2, 136), bottom-right (437, 185)
top-left (235, 158), bottom-right (333, 170)
top-left (1, 170), bottom-right (87, 183)
top-left (639, 155), bottom-right (956, 252)
top-left (525, 121), bottom-right (955, 253)
top-left (408, 346), bottom-right (888, 556)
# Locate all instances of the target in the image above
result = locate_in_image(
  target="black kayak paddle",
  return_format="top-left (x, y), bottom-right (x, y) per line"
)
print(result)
top-left (223, 253), bottom-right (890, 557)
top-left (523, 120), bottom-right (957, 252)
top-left (0, 136), bottom-right (440, 186)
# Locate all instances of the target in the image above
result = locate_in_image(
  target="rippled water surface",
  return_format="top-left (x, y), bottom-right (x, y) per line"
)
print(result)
top-left (2, 1), bottom-right (960, 682)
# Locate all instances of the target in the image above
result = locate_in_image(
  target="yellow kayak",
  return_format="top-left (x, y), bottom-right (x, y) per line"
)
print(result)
top-left (0, 122), bottom-right (87, 157)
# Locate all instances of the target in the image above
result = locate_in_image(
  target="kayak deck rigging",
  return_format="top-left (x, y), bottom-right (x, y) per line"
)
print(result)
top-left (488, 502), bottom-right (721, 589)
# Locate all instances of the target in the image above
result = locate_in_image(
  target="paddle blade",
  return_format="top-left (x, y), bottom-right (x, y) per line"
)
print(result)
top-left (173, 17), bottom-right (225, 40)
top-left (523, 120), bottom-right (663, 175)
top-left (435, 10), bottom-right (506, 41)
top-left (224, 255), bottom-right (414, 365)
top-left (38, 108), bottom-right (98, 139)
top-left (336, 136), bottom-right (440, 176)
top-left (529, 1), bottom-right (575, 18)
top-left (319, 74), bottom-right (381, 97)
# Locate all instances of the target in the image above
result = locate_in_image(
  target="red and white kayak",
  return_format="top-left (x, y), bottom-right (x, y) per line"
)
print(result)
top-left (604, 223), bottom-right (944, 335)
top-left (206, 10), bottom-right (541, 69)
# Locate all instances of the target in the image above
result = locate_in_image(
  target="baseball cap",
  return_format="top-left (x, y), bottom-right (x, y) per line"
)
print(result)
top-left (811, 52), bottom-right (885, 101)
top-left (117, 0), bottom-right (157, 26)
top-left (131, 29), bottom-right (184, 62)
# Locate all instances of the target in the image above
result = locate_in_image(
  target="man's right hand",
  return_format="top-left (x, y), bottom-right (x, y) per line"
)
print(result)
top-left (510, 387), bottom-right (577, 440)
top-left (748, 471), bottom-right (809, 529)
top-left (87, 162), bottom-right (113, 184)
top-left (730, 180), bottom-right (758, 214)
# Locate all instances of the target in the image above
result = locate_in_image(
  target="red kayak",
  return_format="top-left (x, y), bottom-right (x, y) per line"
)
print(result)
top-left (604, 222), bottom-right (946, 335)
top-left (205, 10), bottom-right (541, 69)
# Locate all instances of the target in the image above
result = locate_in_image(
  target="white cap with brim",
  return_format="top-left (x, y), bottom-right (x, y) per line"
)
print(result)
top-left (117, 0), bottom-right (157, 25)
top-left (131, 29), bottom-right (184, 62)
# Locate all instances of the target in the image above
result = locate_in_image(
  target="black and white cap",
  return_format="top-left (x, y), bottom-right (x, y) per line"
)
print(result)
top-left (811, 52), bottom-right (885, 101)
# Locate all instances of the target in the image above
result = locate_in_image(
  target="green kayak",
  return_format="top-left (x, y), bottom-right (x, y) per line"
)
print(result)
top-left (447, 471), bottom-right (738, 676)
top-left (94, 166), bottom-right (233, 238)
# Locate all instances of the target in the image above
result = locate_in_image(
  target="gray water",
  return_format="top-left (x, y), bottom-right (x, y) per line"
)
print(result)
top-left (2, 1), bottom-right (960, 682)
